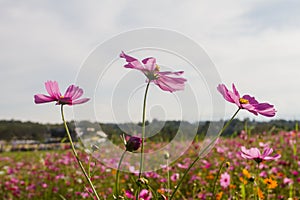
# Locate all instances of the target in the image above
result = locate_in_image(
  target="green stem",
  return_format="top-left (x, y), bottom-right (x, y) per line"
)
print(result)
top-left (88, 155), bottom-right (91, 178)
top-left (256, 163), bottom-right (260, 200)
top-left (212, 160), bottom-right (226, 199)
top-left (294, 122), bottom-right (298, 156)
top-left (139, 81), bottom-right (151, 178)
top-left (169, 108), bottom-right (240, 200)
top-left (135, 188), bottom-right (140, 200)
top-left (136, 81), bottom-right (151, 198)
top-left (114, 150), bottom-right (126, 199)
top-left (60, 105), bottom-right (101, 200)
top-left (167, 158), bottom-right (170, 199)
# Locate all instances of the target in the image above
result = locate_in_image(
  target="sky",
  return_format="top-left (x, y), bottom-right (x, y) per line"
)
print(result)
top-left (1, 0), bottom-right (300, 123)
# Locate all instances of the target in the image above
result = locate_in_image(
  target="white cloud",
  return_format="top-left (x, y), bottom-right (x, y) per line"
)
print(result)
top-left (0, 0), bottom-right (299, 122)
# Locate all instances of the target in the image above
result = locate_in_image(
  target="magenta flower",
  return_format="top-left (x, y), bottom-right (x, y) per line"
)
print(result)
top-left (34, 81), bottom-right (89, 105)
top-left (240, 146), bottom-right (281, 164)
top-left (283, 177), bottom-right (293, 185)
top-left (125, 136), bottom-right (142, 152)
top-left (41, 183), bottom-right (48, 189)
top-left (220, 172), bottom-right (230, 188)
top-left (125, 190), bottom-right (134, 199)
top-left (120, 51), bottom-right (187, 93)
top-left (217, 83), bottom-right (276, 117)
top-left (139, 189), bottom-right (152, 200)
top-left (170, 173), bottom-right (180, 182)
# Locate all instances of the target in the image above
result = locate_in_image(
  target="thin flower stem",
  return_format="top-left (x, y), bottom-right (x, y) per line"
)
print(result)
top-left (167, 158), bottom-right (170, 200)
top-left (114, 150), bottom-right (126, 199)
top-left (256, 163), bottom-right (260, 200)
top-left (139, 81), bottom-right (151, 178)
top-left (294, 122), bottom-right (298, 156)
top-left (169, 108), bottom-right (240, 200)
top-left (136, 81), bottom-right (151, 198)
top-left (135, 188), bottom-right (140, 200)
top-left (88, 155), bottom-right (91, 178)
top-left (212, 160), bottom-right (226, 199)
top-left (174, 156), bottom-right (200, 198)
top-left (61, 105), bottom-right (101, 200)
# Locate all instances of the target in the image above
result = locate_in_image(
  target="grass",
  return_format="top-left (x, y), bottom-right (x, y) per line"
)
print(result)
top-left (0, 129), bottom-right (299, 199)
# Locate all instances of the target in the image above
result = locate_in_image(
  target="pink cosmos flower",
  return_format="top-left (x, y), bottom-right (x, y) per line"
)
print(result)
top-left (240, 146), bottom-right (281, 164)
top-left (217, 83), bottom-right (276, 117)
top-left (220, 172), bottom-right (230, 188)
top-left (125, 190), bottom-right (134, 199)
top-left (283, 177), bottom-right (293, 185)
top-left (139, 189), bottom-right (152, 200)
top-left (34, 81), bottom-right (89, 105)
top-left (120, 51), bottom-right (187, 93)
top-left (170, 173), bottom-right (180, 182)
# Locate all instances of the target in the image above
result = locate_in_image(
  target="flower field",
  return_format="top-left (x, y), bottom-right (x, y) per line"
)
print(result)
top-left (0, 129), bottom-right (299, 200)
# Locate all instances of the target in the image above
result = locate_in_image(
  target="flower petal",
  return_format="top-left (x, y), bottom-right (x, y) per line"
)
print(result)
top-left (242, 95), bottom-right (259, 105)
top-left (64, 85), bottom-right (83, 100)
top-left (255, 103), bottom-right (276, 117)
top-left (72, 87), bottom-right (83, 100)
top-left (120, 51), bottom-right (145, 70)
top-left (240, 146), bottom-right (260, 159)
top-left (264, 154), bottom-right (281, 160)
top-left (262, 147), bottom-right (273, 157)
top-left (232, 83), bottom-right (240, 99)
top-left (34, 94), bottom-right (56, 104)
top-left (217, 84), bottom-right (236, 104)
top-left (242, 104), bottom-right (258, 115)
top-left (242, 95), bottom-right (258, 114)
top-left (158, 71), bottom-right (184, 76)
top-left (230, 84), bottom-right (241, 106)
top-left (154, 74), bottom-right (186, 92)
top-left (64, 85), bottom-right (75, 98)
top-left (142, 57), bottom-right (157, 71)
top-left (72, 98), bottom-right (90, 105)
top-left (45, 81), bottom-right (61, 99)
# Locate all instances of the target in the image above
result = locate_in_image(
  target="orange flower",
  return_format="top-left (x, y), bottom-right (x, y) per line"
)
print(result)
top-left (216, 191), bottom-right (223, 200)
top-left (206, 173), bottom-right (214, 180)
top-left (230, 184), bottom-right (236, 189)
top-left (277, 172), bottom-right (284, 178)
top-left (242, 169), bottom-right (251, 179)
top-left (239, 177), bottom-right (248, 184)
top-left (157, 188), bottom-right (165, 194)
top-left (111, 169), bottom-right (117, 175)
top-left (263, 177), bottom-right (278, 189)
top-left (257, 187), bottom-right (264, 200)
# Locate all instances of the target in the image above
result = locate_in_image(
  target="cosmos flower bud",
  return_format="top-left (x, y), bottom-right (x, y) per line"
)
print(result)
top-left (125, 136), bottom-right (142, 152)
top-left (136, 177), bottom-right (149, 186)
top-left (249, 176), bottom-right (255, 183)
top-left (225, 162), bottom-right (230, 168)
top-left (164, 151), bottom-right (170, 160)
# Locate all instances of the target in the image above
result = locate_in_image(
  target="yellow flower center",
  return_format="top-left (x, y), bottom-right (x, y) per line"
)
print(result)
top-left (60, 95), bottom-right (64, 98)
top-left (239, 98), bottom-right (249, 104)
top-left (146, 65), bottom-right (160, 80)
top-left (155, 64), bottom-right (160, 71)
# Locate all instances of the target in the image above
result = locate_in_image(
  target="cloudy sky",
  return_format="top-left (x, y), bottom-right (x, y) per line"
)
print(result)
top-left (1, 0), bottom-right (300, 123)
